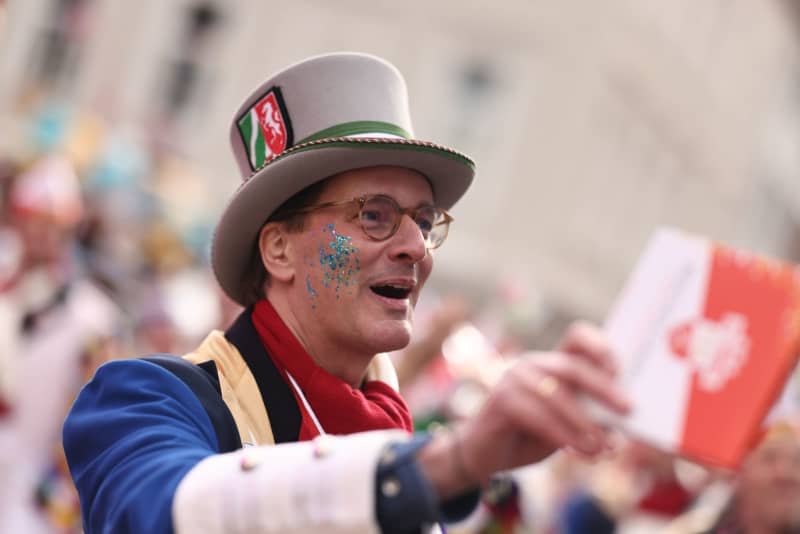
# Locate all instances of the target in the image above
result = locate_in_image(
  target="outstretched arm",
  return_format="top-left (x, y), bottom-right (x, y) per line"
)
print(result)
top-left (417, 321), bottom-right (631, 499)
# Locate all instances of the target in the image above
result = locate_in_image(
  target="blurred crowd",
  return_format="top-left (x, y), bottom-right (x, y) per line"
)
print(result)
top-left (0, 122), bottom-right (798, 533)
top-left (0, 0), bottom-right (798, 529)
top-left (0, 110), bottom-right (243, 531)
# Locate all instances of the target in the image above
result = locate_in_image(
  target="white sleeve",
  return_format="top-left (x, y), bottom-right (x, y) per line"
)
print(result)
top-left (172, 429), bottom-right (408, 534)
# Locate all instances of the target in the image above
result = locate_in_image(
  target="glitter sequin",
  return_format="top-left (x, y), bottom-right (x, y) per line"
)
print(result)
top-left (306, 274), bottom-right (318, 308)
top-left (318, 224), bottom-right (360, 297)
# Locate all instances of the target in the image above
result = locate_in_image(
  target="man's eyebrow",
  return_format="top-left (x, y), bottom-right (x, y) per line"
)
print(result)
top-left (366, 193), bottom-right (436, 208)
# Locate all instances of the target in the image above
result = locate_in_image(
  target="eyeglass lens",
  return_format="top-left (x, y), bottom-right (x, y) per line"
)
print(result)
top-left (358, 196), bottom-right (446, 248)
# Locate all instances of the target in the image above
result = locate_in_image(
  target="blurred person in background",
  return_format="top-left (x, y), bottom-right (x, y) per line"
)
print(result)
top-left (661, 419), bottom-right (800, 534)
top-left (558, 440), bottom-right (700, 534)
top-left (0, 152), bottom-right (123, 534)
top-left (556, 419), bottom-right (800, 534)
top-left (63, 52), bottom-right (630, 534)
top-left (0, 158), bottom-right (24, 409)
top-left (728, 423), bottom-right (800, 534)
top-left (392, 293), bottom-right (473, 392)
top-left (705, 421), bottom-right (800, 534)
top-left (132, 297), bottom-right (181, 355)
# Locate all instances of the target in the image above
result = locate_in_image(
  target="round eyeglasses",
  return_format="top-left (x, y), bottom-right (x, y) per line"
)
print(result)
top-left (282, 194), bottom-right (454, 250)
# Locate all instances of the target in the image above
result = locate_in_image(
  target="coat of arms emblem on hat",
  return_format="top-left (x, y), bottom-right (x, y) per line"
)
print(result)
top-left (237, 87), bottom-right (294, 171)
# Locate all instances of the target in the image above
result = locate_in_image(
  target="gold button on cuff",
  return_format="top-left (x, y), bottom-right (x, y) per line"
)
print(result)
top-left (381, 477), bottom-right (401, 497)
top-left (380, 448), bottom-right (397, 466)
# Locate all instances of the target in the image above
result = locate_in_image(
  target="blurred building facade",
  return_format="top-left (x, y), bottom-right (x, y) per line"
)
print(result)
top-left (1, 0), bottom-right (799, 343)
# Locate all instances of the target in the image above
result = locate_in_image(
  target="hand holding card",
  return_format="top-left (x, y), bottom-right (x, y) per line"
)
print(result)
top-left (602, 227), bottom-right (800, 469)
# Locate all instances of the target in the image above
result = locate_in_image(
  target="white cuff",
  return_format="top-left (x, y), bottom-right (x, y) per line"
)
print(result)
top-left (173, 430), bottom-right (408, 534)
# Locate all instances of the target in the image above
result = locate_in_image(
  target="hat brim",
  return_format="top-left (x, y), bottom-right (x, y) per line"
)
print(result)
top-left (212, 137), bottom-right (474, 305)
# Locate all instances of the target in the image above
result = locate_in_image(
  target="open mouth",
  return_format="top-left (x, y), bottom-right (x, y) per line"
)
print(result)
top-left (370, 284), bottom-right (412, 300)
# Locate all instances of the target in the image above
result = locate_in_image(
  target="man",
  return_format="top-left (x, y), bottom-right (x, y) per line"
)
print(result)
top-left (63, 52), bottom-right (630, 533)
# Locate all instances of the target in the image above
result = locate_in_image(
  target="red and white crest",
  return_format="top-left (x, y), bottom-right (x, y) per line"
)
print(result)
top-left (668, 314), bottom-right (750, 392)
top-left (254, 91), bottom-right (289, 156)
top-left (238, 87), bottom-right (294, 169)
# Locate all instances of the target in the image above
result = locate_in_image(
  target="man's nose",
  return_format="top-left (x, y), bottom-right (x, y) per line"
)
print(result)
top-left (387, 214), bottom-right (427, 263)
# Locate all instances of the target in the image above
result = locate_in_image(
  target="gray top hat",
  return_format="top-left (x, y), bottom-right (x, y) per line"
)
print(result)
top-left (212, 52), bottom-right (475, 305)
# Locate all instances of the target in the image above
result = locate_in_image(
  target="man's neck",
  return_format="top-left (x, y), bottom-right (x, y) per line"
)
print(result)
top-left (266, 296), bottom-right (373, 388)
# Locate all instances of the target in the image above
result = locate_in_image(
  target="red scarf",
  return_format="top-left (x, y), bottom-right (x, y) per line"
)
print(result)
top-left (251, 300), bottom-right (413, 441)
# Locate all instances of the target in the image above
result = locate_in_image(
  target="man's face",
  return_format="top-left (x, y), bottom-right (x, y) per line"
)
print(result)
top-left (737, 434), bottom-right (800, 531)
top-left (284, 166), bottom-right (435, 360)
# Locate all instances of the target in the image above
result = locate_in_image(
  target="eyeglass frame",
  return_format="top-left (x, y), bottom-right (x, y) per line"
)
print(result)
top-left (277, 194), bottom-right (454, 250)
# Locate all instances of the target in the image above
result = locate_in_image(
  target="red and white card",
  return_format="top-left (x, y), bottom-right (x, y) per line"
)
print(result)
top-left (602, 227), bottom-right (800, 469)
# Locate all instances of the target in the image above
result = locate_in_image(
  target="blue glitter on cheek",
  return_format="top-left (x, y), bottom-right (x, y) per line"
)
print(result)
top-left (317, 224), bottom-right (360, 296)
top-left (305, 274), bottom-right (318, 309)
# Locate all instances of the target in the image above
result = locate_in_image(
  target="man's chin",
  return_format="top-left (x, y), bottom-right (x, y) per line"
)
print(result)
top-left (368, 320), bottom-right (413, 352)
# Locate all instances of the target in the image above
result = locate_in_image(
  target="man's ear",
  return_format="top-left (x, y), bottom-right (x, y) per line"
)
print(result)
top-left (258, 222), bottom-right (294, 283)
